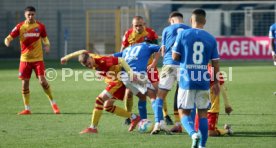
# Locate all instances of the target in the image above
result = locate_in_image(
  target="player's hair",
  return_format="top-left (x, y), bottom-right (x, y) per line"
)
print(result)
top-left (169, 11), bottom-right (183, 18)
top-left (78, 53), bottom-right (90, 65)
top-left (133, 16), bottom-right (144, 21)
top-left (192, 9), bottom-right (206, 24)
top-left (24, 6), bottom-right (36, 12)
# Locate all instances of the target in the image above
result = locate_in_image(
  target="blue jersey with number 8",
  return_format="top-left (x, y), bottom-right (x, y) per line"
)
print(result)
top-left (172, 28), bottom-right (219, 90)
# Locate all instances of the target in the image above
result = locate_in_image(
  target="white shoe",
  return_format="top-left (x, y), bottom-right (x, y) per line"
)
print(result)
top-left (150, 123), bottom-right (161, 135)
top-left (160, 120), bottom-right (172, 135)
top-left (224, 124), bottom-right (234, 135)
top-left (191, 133), bottom-right (201, 148)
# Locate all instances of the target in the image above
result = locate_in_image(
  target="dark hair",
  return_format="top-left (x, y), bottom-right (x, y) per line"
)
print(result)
top-left (24, 6), bottom-right (36, 12)
top-left (192, 9), bottom-right (206, 24)
top-left (192, 9), bottom-right (206, 17)
top-left (169, 11), bottom-right (183, 18)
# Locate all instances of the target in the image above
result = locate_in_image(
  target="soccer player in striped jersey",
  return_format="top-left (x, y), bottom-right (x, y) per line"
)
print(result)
top-left (121, 16), bottom-right (164, 125)
top-left (61, 50), bottom-right (141, 134)
top-left (172, 9), bottom-right (220, 148)
top-left (157, 11), bottom-right (191, 132)
top-left (4, 6), bottom-right (60, 115)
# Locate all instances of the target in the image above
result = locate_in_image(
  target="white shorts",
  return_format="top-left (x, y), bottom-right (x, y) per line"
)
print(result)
top-left (158, 65), bottom-right (179, 90)
top-left (120, 72), bottom-right (154, 95)
top-left (177, 88), bottom-right (210, 109)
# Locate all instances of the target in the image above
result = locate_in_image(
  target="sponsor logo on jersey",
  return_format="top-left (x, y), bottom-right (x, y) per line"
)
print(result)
top-left (23, 33), bottom-right (40, 37)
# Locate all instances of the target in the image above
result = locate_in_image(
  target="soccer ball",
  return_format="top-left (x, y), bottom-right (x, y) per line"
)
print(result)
top-left (138, 119), bottom-right (154, 133)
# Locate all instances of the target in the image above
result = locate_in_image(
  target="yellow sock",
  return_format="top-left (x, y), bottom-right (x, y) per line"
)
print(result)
top-left (91, 109), bottom-right (103, 127)
top-left (105, 105), bottom-right (131, 118)
top-left (22, 89), bottom-right (30, 110)
top-left (163, 97), bottom-right (168, 117)
top-left (125, 97), bottom-right (133, 112)
top-left (91, 97), bottom-right (104, 127)
top-left (114, 106), bottom-right (131, 118)
top-left (174, 110), bottom-right (180, 123)
top-left (217, 129), bottom-right (228, 136)
top-left (43, 85), bottom-right (53, 101)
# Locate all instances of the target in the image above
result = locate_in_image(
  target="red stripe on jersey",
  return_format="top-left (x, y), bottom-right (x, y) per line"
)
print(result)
top-left (21, 27), bottom-right (41, 53)
top-left (10, 22), bottom-right (24, 38)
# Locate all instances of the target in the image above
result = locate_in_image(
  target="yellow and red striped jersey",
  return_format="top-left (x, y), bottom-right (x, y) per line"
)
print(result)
top-left (90, 54), bottom-right (122, 82)
top-left (121, 27), bottom-right (158, 48)
top-left (9, 21), bottom-right (48, 62)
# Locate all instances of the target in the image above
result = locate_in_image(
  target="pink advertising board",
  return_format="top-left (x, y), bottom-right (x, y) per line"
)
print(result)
top-left (216, 36), bottom-right (271, 60)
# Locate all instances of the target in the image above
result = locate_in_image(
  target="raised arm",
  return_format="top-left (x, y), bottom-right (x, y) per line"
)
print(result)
top-left (60, 50), bottom-right (87, 64)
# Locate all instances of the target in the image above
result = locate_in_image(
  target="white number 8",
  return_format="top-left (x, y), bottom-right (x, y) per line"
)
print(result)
top-left (193, 42), bottom-right (204, 64)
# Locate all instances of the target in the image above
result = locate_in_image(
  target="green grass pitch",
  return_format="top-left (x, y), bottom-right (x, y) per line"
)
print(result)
top-left (0, 60), bottom-right (276, 148)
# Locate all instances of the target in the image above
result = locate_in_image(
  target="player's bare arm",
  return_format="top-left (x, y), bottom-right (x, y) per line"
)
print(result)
top-left (147, 51), bottom-right (161, 71)
top-left (61, 49), bottom-right (88, 64)
top-left (172, 52), bottom-right (180, 61)
top-left (4, 35), bottom-right (13, 47)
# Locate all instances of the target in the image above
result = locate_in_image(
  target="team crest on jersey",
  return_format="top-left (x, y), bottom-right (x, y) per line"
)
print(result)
top-left (144, 37), bottom-right (148, 41)
top-left (35, 28), bottom-right (39, 32)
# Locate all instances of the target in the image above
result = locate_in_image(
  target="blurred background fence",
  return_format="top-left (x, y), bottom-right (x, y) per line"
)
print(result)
top-left (0, 0), bottom-right (275, 60)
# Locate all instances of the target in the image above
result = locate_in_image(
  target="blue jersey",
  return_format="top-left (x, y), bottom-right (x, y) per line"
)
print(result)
top-left (269, 23), bottom-right (276, 52)
top-left (113, 42), bottom-right (160, 72)
top-left (172, 28), bottom-right (219, 90)
top-left (162, 23), bottom-right (191, 65)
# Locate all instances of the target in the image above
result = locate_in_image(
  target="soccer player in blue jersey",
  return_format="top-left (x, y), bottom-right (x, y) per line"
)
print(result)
top-left (172, 9), bottom-right (220, 148)
top-left (114, 42), bottom-right (171, 134)
top-left (154, 11), bottom-right (191, 133)
top-left (269, 23), bottom-right (276, 66)
top-left (269, 23), bottom-right (276, 95)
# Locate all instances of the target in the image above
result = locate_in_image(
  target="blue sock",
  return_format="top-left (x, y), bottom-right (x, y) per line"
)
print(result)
top-left (181, 115), bottom-right (196, 137)
top-left (138, 100), bottom-right (147, 119)
top-left (191, 105), bottom-right (196, 123)
top-left (199, 118), bottom-right (208, 147)
top-left (151, 99), bottom-right (157, 121)
top-left (153, 98), bottom-right (163, 122)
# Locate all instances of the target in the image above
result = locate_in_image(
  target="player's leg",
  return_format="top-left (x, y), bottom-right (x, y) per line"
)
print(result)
top-left (36, 61), bottom-right (60, 114)
top-left (136, 92), bottom-right (147, 120)
top-left (195, 90), bottom-right (211, 148)
top-left (178, 89), bottom-right (201, 147)
top-left (80, 91), bottom-right (109, 134)
top-left (18, 62), bottom-right (32, 115)
top-left (105, 81), bottom-right (140, 131)
top-left (18, 79), bottom-right (31, 115)
top-left (170, 83), bottom-right (184, 132)
top-left (124, 89), bottom-right (133, 125)
top-left (159, 65), bottom-right (178, 125)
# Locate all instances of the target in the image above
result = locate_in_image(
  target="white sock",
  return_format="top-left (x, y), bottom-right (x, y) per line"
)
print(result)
top-left (130, 113), bottom-right (137, 120)
top-left (25, 105), bottom-right (30, 110)
top-left (50, 100), bottom-right (56, 105)
top-left (90, 125), bottom-right (97, 129)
